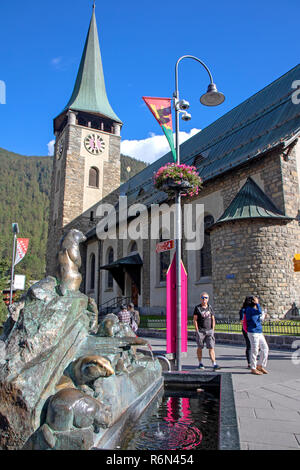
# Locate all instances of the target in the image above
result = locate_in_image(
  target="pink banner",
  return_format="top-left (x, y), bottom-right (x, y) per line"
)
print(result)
top-left (166, 254), bottom-right (187, 354)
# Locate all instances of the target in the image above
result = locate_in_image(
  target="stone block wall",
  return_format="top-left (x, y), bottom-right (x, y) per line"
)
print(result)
top-left (210, 218), bottom-right (300, 318)
top-left (46, 123), bottom-right (121, 277)
top-left (102, 134), bottom-right (121, 198)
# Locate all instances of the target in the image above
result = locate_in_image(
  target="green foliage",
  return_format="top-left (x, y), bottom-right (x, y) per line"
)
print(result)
top-left (121, 154), bottom-right (148, 183)
top-left (0, 147), bottom-right (52, 282)
top-left (0, 258), bottom-right (10, 325)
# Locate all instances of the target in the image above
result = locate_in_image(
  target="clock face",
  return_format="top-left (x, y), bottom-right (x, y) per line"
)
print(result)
top-left (84, 133), bottom-right (105, 154)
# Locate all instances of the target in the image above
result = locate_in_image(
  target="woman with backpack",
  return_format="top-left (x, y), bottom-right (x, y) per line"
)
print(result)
top-left (239, 296), bottom-right (252, 369)
top-left (245, 296), bottom-right (269, 375)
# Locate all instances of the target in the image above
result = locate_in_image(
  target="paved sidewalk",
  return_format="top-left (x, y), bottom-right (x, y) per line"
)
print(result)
top-left (140, 336), bottom-right (300, 450)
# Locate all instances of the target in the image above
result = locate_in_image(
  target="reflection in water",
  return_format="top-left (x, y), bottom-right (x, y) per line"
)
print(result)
top-left (117, 389), bottom-right (219, 450)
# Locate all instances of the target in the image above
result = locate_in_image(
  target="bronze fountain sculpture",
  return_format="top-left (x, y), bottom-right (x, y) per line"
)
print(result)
top-left (0, 229), bottom-right (162, 450)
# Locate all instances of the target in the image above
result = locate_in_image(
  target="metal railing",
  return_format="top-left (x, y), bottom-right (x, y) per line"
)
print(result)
top-left (98, 296), bottom-right (131, 317)
top-left (139, 318), bottom-right (300, 336)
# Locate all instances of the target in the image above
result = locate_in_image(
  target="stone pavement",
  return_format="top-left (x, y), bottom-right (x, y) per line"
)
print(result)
top-left (140, 335), bottom-right (300, 450)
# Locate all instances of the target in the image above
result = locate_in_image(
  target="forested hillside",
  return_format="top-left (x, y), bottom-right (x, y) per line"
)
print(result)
top-left (0, 148), bottom-right (52, 280)
top-left (0, 147), bottom-right (147, 282)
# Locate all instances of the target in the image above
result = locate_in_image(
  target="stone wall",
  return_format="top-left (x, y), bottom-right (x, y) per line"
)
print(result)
top-left (46, 122), bottom-right (121, 277)
top-left (208, 142), bottom-right (300, 319)
top-left (210, 218), bottom-right (300, 318)
top-left (103, 134), bottom-right (121, 198)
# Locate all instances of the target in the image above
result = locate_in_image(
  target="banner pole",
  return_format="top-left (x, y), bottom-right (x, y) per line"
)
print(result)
top-left (174, 60), bottom-right (182, 372)
top-left (9, 233), bottom-right (17, 305)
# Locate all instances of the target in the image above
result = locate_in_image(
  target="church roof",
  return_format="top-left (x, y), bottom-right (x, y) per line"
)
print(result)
top-left (86, 64), bottom-right (300, 240)
top-left (121, 63), bottom-right (300, 205)
top-left (60, 7), bottom-right (122, 124)
top-left (212, 177), bottom-right (292, 227)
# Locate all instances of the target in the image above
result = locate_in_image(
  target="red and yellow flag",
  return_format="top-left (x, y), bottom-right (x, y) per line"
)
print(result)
top-left (142, 97), bottom-right (176, 162)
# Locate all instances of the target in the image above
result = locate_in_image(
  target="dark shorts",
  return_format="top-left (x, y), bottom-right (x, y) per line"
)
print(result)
top-left (196, 329), bottom-right (215, 349)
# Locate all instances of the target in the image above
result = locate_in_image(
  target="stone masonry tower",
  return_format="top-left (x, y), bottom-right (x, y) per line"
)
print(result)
top-left (46, 6), bottom-right (122, 275)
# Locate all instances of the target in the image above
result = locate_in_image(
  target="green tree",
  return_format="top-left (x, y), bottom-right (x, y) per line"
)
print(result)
top-left (0, 258), bottom-right (10, 325)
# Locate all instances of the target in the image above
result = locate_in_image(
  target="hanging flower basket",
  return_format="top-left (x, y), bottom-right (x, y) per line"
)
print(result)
top-left (153, 163), bottom-right (202, 198)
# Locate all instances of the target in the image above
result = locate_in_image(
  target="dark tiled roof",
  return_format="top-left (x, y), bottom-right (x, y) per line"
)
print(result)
top-left (126, 65), bottom-right (299, 199)
top-left (86, 64), bottom-right (300, 240)
top-left (212, 177), bottom-right (292, 227)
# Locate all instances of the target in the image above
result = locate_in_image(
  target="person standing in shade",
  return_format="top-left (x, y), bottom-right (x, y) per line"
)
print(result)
top-left (245, 296), bottom-right (269, 375)
top-left (239, 296), bottom-right (252, 369)
top-left (193, 292), bottom-right (220, 370)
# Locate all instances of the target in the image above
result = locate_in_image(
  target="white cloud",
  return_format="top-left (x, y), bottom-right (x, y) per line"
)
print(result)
top-left (47, 128), bottom-right (201, 161)
top-left (121, 128), bottom-right (200, 164)
top-left (47, 140), bottom-right (55, 156)
top-left (51, 57), bottom-right (62, 67)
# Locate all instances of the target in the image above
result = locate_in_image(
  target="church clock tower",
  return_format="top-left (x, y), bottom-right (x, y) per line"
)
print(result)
top-left (46, 5), bottom-right (122, 275)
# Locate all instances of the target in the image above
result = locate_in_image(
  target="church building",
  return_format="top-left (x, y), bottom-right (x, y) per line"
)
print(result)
top-left (47, 7), bottom-right (300, 319)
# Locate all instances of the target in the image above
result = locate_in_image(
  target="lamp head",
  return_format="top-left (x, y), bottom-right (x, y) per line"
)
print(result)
top-left (12, 223), bottom-right (19, 234)
top-left (178, 99), bottom-right (190, 110)
top-left (181, 112), bottom-right (192, 121)
top-left (200, 83), bottom-right (225, 107)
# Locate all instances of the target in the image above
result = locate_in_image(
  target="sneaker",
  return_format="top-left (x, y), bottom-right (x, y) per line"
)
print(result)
top-left (198, 363), bottom-right (205, 370)
top-left (212, 364), bottom-right (220, 370)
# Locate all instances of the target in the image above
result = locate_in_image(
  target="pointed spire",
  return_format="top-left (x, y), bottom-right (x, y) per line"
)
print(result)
top-left (63, 7), bottom-right (122, 123)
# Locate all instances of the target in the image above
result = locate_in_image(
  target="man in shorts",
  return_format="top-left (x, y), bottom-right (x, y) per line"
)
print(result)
top-left (193, 292), bottom-right (220, 370)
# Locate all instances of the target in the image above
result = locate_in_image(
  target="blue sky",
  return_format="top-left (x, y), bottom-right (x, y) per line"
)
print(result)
top-left (0, 0), bottom-right (299, 162)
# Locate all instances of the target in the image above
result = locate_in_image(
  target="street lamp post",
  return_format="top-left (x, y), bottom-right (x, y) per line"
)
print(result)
top-left (173, 55), bottom-right (225, 371)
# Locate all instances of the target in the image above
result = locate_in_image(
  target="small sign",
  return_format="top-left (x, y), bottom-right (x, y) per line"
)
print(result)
top-left (294, 254), bottom-right (300, 272)
top-left (156, 239), bottom-right (175, 253)
top-left (14, 274), bottom-right (26, 290)
top-left (226, 273), bottom-right (235, 279)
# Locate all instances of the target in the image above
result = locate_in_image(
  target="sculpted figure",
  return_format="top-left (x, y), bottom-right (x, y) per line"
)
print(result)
top-left (56, 229), bottom-right (87, 295)
top-left (55, 374), bottom-right (76, 391)
top-left (97, 313), bottom-right (135, 338)
top-left (73, 355), bottom-right (114, 392)
top-left (97, 313), bottom-right (120, 337)
top-left (42, 388), bottom-right (112, 445)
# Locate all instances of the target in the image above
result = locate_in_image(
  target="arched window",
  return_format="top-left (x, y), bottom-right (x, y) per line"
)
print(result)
top-left (129, 241), bottom-right (137, 253)
top-left (90, 253), bottom-right (95, 290)
top-left (56, 170), bottom-right (60, 192)
top-left (89, 167), bottom-right (99, 188)
top-left (200, 215), bottom-right (214, 277)
top-left (159, 231), bottom-right (170, 282)
top-left (107, 247), bottom-right (114, 289)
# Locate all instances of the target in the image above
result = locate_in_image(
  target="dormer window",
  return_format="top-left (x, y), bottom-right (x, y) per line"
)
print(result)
top-left (193, 154), bottom-right (205, 167)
